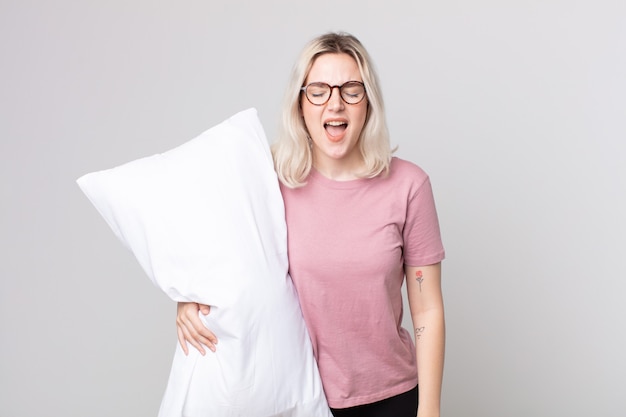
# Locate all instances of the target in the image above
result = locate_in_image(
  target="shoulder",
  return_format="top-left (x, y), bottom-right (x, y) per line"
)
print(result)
top-left (386, 157), bottom-right (430, 188)
top-left (380, 157), bottom-right (435, 204)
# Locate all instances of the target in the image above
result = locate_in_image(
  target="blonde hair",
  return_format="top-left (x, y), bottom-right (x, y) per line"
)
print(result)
top-left (272, 32), bottom-right (394, 188)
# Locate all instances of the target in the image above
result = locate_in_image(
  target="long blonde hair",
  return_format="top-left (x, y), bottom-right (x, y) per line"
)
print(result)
top-left (272, 32), bottom-right (393, 188)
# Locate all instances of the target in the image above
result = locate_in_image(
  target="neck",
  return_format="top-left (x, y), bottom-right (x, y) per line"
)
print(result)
top-left (312, 155), bottom-right (365, 181)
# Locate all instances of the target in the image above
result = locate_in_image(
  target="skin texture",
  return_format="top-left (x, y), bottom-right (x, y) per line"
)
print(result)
top-left (406, 263), bottom-right (445, 417)
top-left (176, 301), bottom-right (215, 355)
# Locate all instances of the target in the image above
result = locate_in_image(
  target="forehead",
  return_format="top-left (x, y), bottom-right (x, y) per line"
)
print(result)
top-left (305, 53), bottom-right (362, 84)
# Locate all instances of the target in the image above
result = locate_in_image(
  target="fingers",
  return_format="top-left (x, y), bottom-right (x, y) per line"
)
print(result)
top-left (177, 314), bottom-right (207, 355)
top-left (176, 302), bottom-right (219, 355)
top-left (177, 325), bottom-right (190, 356)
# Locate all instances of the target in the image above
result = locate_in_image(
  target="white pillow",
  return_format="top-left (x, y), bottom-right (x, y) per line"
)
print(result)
top-left (77, 109), bottom-right (331, 417)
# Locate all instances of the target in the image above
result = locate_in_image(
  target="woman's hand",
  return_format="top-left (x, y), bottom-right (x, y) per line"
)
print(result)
top-left (176, 302), bottom-right (218, 355)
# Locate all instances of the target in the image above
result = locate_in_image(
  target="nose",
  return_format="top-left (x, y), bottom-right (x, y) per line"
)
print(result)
top-left (326, 86), bottom-right (345, 110)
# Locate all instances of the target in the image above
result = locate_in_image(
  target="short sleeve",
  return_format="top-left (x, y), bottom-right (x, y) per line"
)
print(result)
top-left (403, 176), bottom-right (445, 266)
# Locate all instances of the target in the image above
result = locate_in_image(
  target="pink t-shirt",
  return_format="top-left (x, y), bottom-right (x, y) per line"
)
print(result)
top-left (280, 157), bottom-right (445, 408)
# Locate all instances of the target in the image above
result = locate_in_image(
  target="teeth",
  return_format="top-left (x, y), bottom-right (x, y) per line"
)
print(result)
top-left (325, 121), bottom-right (346, 126)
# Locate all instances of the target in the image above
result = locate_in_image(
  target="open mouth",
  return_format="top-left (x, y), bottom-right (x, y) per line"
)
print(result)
top-left (324, 120), bottom-right (348, 138)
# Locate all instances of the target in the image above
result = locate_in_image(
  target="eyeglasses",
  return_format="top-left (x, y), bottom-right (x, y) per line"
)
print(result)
top-left (300, 81), bottom-right (367, 106)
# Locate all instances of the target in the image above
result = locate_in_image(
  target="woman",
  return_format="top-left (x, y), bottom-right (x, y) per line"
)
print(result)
top-left (177, 32), bottom-right (446, 417)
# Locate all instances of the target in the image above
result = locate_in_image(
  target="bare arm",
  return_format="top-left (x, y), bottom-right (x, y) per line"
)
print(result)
top-left (176, 302), bottom-right (219, 355)
top-left (405, 262), bottom-right (445, 417)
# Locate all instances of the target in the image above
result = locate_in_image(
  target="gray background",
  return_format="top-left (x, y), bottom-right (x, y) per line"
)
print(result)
top-left (1, 1), bottom-right (625, 416)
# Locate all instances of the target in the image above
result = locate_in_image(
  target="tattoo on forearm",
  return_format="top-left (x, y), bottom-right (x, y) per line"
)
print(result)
top-left (415, 270), bottom-right (424, 292)
top-left (415, 326), bottom-right (425, 339)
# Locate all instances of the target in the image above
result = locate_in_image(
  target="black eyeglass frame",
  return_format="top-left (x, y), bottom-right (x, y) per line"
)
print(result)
top-left (300, 81), bottom-right (367, 106)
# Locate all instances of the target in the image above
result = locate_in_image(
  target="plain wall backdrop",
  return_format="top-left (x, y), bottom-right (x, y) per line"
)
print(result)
top-left (1, 1), bottom-right (625, 416)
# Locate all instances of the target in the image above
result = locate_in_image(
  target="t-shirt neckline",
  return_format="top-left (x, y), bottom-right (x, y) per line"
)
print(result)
top-left (308, 167), bottom-right (374, 190)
